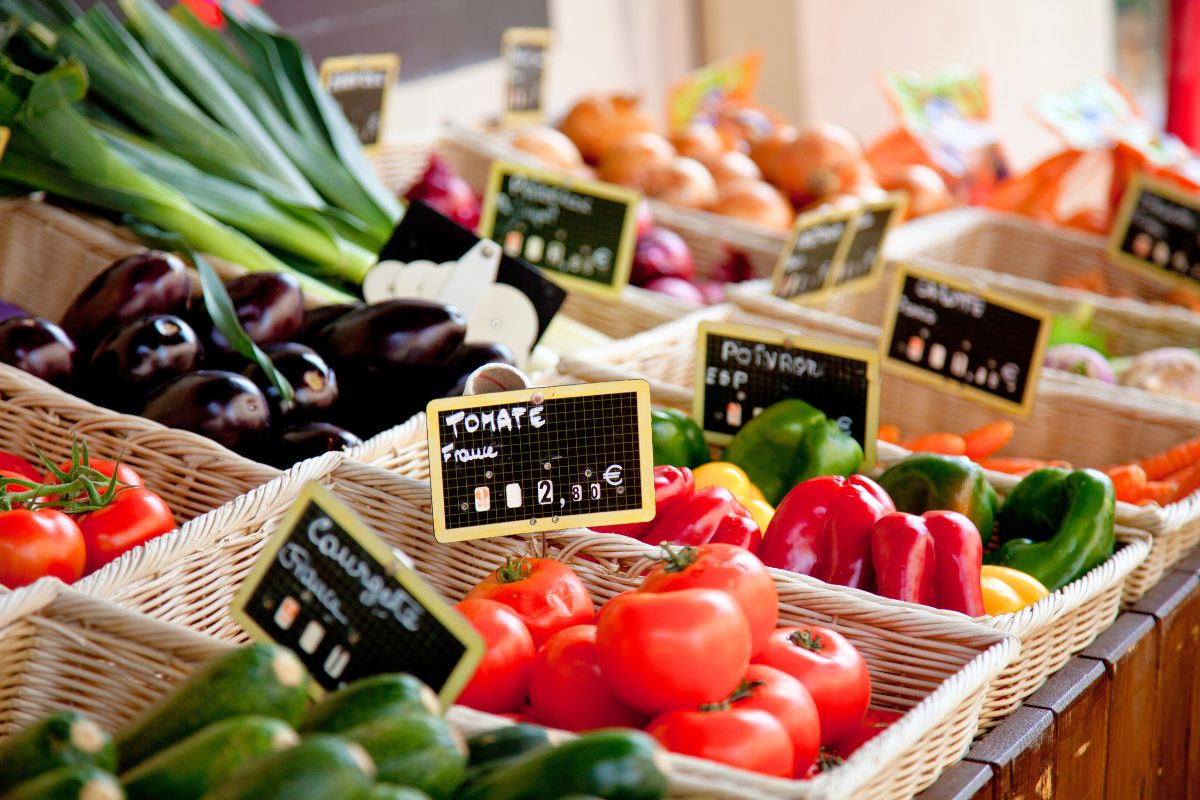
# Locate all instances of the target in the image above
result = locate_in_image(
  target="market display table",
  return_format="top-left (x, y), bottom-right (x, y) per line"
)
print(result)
top-left (917, 551), bottom-right (1200, 799)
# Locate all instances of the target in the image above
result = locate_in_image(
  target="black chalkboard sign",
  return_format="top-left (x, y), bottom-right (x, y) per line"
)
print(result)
top-left (881, 265), bottom-right (1051, 414)
top-left (319, 54), bottom-right (399, 147)
top-left (1109, 173), bottom-right (1200, 287)
top-left (771, 208), bottom-right (857, 300)
top-left (836, 194), bottom-right (906, 288)
top-left (479, 162), bottom-right (641, 299)
top-left (427, 381), bottom-right (655, 542)
top-left (230, 483), bottom-right (484, 703)
top-left (502, 28), bottom-right (551, 124)
top-left (694, 321), bottom-right (880, 466)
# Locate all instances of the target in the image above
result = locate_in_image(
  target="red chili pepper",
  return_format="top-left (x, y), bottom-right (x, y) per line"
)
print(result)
top-left (759, 475), bottom-right (894, 590)
top-left (871, 510), bottom-right (984, 616)
top-left (593, 465), bottom-right (694, 539)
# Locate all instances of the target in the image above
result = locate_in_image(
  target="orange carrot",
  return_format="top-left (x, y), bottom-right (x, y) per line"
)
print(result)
top-left (902, 432), bottom-right (967, 456)
top-left (1138, 434), bottom-right (1200, 480)
top-left (1105, 463), bottom-right (1148, 502)
top-left (1128, 480), bottom-right (1179, 506)
top-left (976, 457), bottom-right (1071, 475)
top-left (878, 424), bottom-right (901, 444)
top-left (963, 420), bottom-right (1015, 459)
top-left (1166, 460), bottom-right (1200, 503)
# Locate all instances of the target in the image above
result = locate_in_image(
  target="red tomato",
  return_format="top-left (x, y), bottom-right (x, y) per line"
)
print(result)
top-left (753, 625), bottom-right (871, 745)
top-left (647, 705), bottom-right (793, 777)
top-left (638, 543), bottom-right (778, 656)
top-left (42, 458), bottom-right (144, 503)
top-left (77, 487), bottom-right (176, 575)
top-left (464, 557), bottom-right (594, 647)
top-left (455, 598), bottom-right (535, 713)
top-left (0, 469), bottom-right (32, 494)
top-left (736, 664), bottom-right (821, 776)
top-left (595, 588), bottom-right (751, 714)
top-left (830, 707), bottom-right (904, 760)
top-left (0, 508), bottom-right (85, 588)
top-left (528, 625), bottom-right (647, 732)
top-left (0, 453), bottom-right (40, 482)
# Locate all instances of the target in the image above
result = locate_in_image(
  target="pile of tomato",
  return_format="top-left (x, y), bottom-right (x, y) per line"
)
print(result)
top-left (453, 543), bottom-right (899, 778)
top-left (0, 446), bottom-right (176, 589)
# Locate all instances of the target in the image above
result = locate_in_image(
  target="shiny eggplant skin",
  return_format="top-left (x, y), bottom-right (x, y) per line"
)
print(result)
top-left (313, 300), bottom-right (467, 434)
top-left (191, 272), bottom-right (306, 363)
top-left (442, 342), bottom-right (517, 397)
top-left (242, 343), bottom-right (338, 425)
top-left (0, 316), bottom-right (76, 389)
top-left (60, 251), bottom-right (190, 357)
top-left (85, 315), bottom-right (203, 409)
top-left (267, 422), bottom-right (362, 469)
top-left (139, 370), bottom-right (271, 456)
top-left (296, 303), bottom-right (362, 346)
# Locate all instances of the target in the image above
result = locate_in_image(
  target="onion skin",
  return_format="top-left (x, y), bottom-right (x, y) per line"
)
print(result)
top-left (671, 122), bottom-right (727, 162)
top-left (643, 276), bottom-right (707, 305)
top-left (877, 164), bottom-right (953, 220)
top-left (1044, 344), bottom-right (1115, 383)
top-left (597, 132), bottom-right (675, 189)
top-left (774, 122), bottom-right (866, 208)
top-left (705, 151), bottom-right (763, 187)
top-left (748, 126), bottom-right (798, 185)
top-left (713, 180), bottom-right (795, 231)
top-left (511, 127), bottom-right (585, 173)
top-left (559, 94), bottom-right (657, 163)
top-left (646, 157), bottom-right (719, 209)
top-left (632, 228), bottom-right (695, 286)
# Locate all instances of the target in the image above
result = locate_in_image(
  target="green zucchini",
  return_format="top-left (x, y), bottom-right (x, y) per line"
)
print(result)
top-left (120, 716), bottom-right (298, 800)
top-left (0, 712), bottom-right (117, 793)
top-left (364, 785), bottom-right (431, 800)
top-left (199, 735), bottom-right (373, 800)
top-left (466, 725), bottom-right (555, 768)
top-left (343, 714), bottom-right (467, 799)
top-left (116, 644), bottom-right (310, 770)
top-left (456, 729), bottom-right (669, 800)
top-left (301, 674), bottom-right (439, 733)
top-left (1, 766), bottom-right (124, 800)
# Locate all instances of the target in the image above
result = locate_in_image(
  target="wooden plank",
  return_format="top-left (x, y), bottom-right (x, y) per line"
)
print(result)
top-left (915, 759), bottom-right (994, 800)
top-left (1130, 570), bottom-right (1200, 799)
top-left (964, 705), bottom-right (1055, 800)
top-left (1024, 657), bottom-right (1109, 800)
top-left (1079, 612), bottom-right (1159, 800)
top-left (1172, 544), bottom-right (1200, 576)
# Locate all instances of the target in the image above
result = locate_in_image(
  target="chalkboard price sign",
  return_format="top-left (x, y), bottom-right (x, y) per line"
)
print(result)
top-left (230, 483), bottom-right (484, 704)
top-left (693, 321), bottom-right (879, 466)
top-left (836, 194), bottom-right (907, 288)
top-left (502, 27), bottom-right (551, 125)
top-left (771, 207), bottom-right (858, 301)
top-left (881, 265), bottom-right (1051, 415)
top-left (480, 162), bottom-right (641, 299)
top-left (1109, 172), bottom-right (1200, 288)
top-left (427, 380), bottom-right (655, 542)
top-left (319, 53), bottom-right (400, 147)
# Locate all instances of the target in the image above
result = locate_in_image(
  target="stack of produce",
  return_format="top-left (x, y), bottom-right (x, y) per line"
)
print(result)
top-left (454, 547), bottom-right (892, 780)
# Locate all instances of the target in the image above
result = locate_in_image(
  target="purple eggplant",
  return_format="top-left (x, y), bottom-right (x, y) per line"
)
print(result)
top-left (60, 252), bottom-right (190, 357)
top-left (296, 302), bottom-right (362, 345)
top-left (0, 316), bottom-right (76, 389)
top-left (442, 342), bottom-right (518, 397)
top-left (242, 343), bottom-right (338, 425)
top-left (191, 272), bottom-right (306, 363)
top-left (267, 422), bottom-right (362, 468)
top-left (85, 315), bottom-right (204, 409)
top-left (139, 370), bottom-right (271, 456)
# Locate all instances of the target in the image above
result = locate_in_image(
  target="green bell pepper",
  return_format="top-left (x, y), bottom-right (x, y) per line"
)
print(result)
top-left (723, 399), bottom-right (862, 506)
top-left (984, 467), bottom-right (1115, 592)
top-left (876, 453), bottom-right (999, 543)
top-left (651, 408), bottom-right (710, 468)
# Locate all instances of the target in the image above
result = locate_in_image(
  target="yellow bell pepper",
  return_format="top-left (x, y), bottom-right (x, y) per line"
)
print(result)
top-left (980, 565), bottom-right (1050, 616)
top-left (693, 461), bottom-right (775, 530)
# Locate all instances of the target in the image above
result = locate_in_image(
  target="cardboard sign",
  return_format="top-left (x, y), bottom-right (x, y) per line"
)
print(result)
top-left (694, 321), bottom-right (879, 466)
top-left (230, 483), bottom-right (484, 704)
top-left (881, 265), bottom-right (1051, 415)
top-left (480, 161), bottom-right (640, 299)
top-left (835, 194), bottom-right (907, 289)
top-left (319, 53), bottom-right (400, 147)
top-left (427, 380), bottom-right (655, 542)
top-left (771, 207), bottom-right (858, 301)
top-left (501, 27), bottom-right (551, 125)
top-left (668, 51), bottom-right (762, 132)
top-left (1109, 173), bottom-right (1200, 288)
top-left (369, 201), bottom-right (566, 365)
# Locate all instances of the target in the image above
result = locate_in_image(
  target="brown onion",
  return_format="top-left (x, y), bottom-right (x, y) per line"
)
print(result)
top-left (713, 180), bottom-right (794, 231)
top-left (558, 94), bottom-right (657, 163)
top-left (877, 164), bottom-right (953, 219)
top-left (774, 122), bottom-right (866, 207)
top-left (670, 122), bottom-right (726, 161)
top-left (704, 150), bottom-right (763, 187)
top-left (511, 127), bottom-right (585, 172)
top-left (748, 125), bottom-right (798, 185)
top-left (646, 157), bottom-right (719, 209)
top-left (597, 132), bottom-right (676, 189)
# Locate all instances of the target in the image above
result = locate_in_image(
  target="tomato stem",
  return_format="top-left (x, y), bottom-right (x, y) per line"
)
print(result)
top-left (496, 555), bottom-right (533, 584)
top-left (816, 748), bottom-right (844, 772)
top-left (699, 678), bottom-right (765, 712)
top-left (789, 629), bottom-right (825, 651)
top-left (0, 436), bottom-right (130, 514)
top-left (658, 543), bottom-right (699, 573)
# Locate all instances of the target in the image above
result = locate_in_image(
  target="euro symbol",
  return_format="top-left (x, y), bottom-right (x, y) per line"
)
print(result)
top-left (603, 464), bottom-right (623, 486)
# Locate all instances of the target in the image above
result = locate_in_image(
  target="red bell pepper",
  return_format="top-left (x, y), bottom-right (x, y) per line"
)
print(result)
top-left (871, 510), bottom-right (985, 616)
top-left (645, 486), bottom-right (762, 551)
top-left (594, 465), bottom-right (694, 539)
top-left (759, 475), bottom-right (894, 589)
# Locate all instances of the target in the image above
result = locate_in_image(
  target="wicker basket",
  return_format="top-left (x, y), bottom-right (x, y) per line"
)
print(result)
top-left (75, 452), bottom-right (1018, 799)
